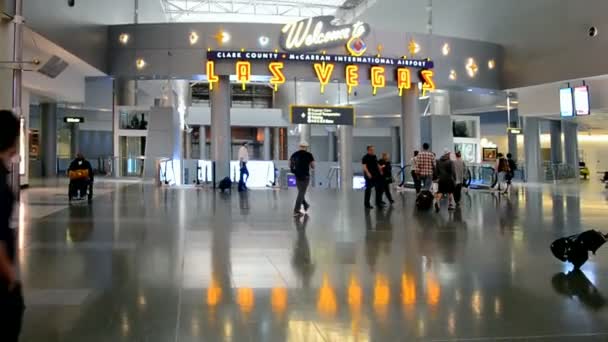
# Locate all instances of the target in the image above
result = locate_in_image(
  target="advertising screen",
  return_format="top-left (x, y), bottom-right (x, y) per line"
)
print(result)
top-left (559, 88), bottom-right (574, 117)
top-left (574, 86), bottom-right (590, 116)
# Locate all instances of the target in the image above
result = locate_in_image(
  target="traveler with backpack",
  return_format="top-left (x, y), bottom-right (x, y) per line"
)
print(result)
top-left (378, 152), bottom-right (395, 204)
top-left (505, 153), bottom-right (517, 193)
top-left (495, 153), bottom-right (510, 194)
top-left (434, 150), bottom-right (456, 212)
top-left (290, 142), bottom-right (315, 217)
top-left (415, 143), bottom-right (435, 191)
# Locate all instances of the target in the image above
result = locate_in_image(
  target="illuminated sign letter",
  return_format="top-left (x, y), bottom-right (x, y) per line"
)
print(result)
top-left (313, 62), bottom-right (334, 94)
top-left (236, 61), bottom-right (251, 90)
top-left (206, 61), bottom-right (219, 91)
top-left (370, 66), bottom-right (386, 95)
top-left (345, 65), bottom-right (359, 94)
top-left (420, 69), bottom-right (436, 96)
top-left (396, 68), bottom-right (411, 96)
top-left (268, 62), bottom-right (286, 92)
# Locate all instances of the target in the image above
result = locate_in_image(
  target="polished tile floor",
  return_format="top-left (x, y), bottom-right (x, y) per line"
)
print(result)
top-left (15, 180), bottom-right (608, 341)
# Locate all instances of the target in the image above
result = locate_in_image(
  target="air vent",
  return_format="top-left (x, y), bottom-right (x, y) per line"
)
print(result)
top-left (37, 55), bottom-right (69, 78)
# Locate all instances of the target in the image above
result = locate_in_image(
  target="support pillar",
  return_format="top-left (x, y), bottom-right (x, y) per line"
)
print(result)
top-left (563, 121), bottom-right (579, 177)
top-left (327, 130), bottom-right (336, 162)
top-left (508, 131), bottom-right (518, 162)
top-left (211, 75), bottom-right (231, 181)
top-left (523, 117), bottom-right (542, 182)
top-left (391, 126), bottom-right (400, 164)
top-left (263, 127), bottom-right (271, 160)
top-left (113, 78), bottom-right (138, 177)
top-left (300, 124), bottom-right (311, 146)
top-left (272, 127), bottom-right (280, 160)
top-left (338, 125), bottom-right (353, 190)
top-left (400, 88), bottom-right (420, 167)
top-left (199, 125), bottom-right (207, 160)
top-left (70, 123), bottom-right (80, 157)
top-left (40, 103), bottom-right (57, 177)
top-left (550, 120), bottom-right (563, 164)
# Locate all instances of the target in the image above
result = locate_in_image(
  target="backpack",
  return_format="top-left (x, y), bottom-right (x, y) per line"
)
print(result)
top-left (218, 177), bottom-right (232, 192)
top-left (508, 159), bottom-right (517, 172)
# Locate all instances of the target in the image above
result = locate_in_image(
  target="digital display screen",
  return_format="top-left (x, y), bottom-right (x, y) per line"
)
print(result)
top-left (559, 88), bottom-right (574, 117)
top-left (574, 86), bottom-right (590, 116)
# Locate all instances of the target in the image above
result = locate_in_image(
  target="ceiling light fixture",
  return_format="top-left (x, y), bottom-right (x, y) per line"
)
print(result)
top-left (442, 43), bottom-right (450, 56)
top-left (449, 69), bottom-right (457, 81)
top-left (136, 58), bottom-right (146, 70)
top-left (408, 39), bottom-right (421, 56)
top-left (221, 31), bottom-right (230, 43)
top-left (119, 33), bottom-right (129, 45)
top-left (488, 59), bottom-right (496, 70)
top-left (189, 32), bottom-right (199, 45)
top-left (466, 58), bottom-right (478, 78)
top-left (259, 36), bottom-right (269, 46)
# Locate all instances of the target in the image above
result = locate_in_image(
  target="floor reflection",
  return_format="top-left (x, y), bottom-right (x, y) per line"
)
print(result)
top-left (291, 215), bottom-right (314, 288)
top-left (552, 270), bottom-right (607, 310)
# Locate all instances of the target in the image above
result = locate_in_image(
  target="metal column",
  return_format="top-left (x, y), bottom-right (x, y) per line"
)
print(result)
top-left (338, 125), bottom-right (353, 190)
top-left (272, 127), bottom-right (280, 160)
top-left (199, 125), bottom-right (207, 160)
top-left (391, 126), bottom-right (400, 164)
top-left (300, 124), bottom-right (311, 145)
top-left (40, 103), bottom-right (57, 177)
top-left (263, 127), bottom-right (271, 160)
top-left (508, 132), bottom-right (518, 161)
top-left (327, 130), bottom-right (336, 162)
top-left (562, 121), bottom-right (579, 176)
top-left (400, 87), bottom-right (421, 167)
top-left (210, 75), bottom-right (231, 181)
top-left (550, 120), bottom-right (563, 164)
top-left (523, 117), bottom-right (542, 182)
top-left (70, 123), bottom-right (80, 157)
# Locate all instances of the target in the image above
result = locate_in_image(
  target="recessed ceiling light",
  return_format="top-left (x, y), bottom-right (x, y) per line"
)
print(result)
top-left (119, 33), bottom-right (129, 45)
top-left (189, 31), bottom-right (199, 45)
top-left (136, 58), bottom-right (146, 70)
top-left (449, 69), bottom-right (457, 81)
top-left (259, 36), bottom-right (269, 46)
top-left (488, 59), bottom-right (496, 70)
top-left (442, 43), bottom-right (450, 56)
top-left (466, 58), bottom-right (478, 78)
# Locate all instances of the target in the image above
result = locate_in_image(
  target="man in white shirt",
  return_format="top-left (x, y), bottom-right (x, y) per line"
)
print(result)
top-left (238, 142), bottom-right (250, 191)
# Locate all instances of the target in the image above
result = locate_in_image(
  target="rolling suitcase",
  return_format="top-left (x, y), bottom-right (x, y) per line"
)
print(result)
top-left (218, 177), bottom-right (232, 192)
top-left (416, 190), bottom-right (434, 210)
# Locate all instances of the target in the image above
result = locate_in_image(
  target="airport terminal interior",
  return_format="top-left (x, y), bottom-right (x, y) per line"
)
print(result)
top-left (3, 0), bottom-right (608, 341)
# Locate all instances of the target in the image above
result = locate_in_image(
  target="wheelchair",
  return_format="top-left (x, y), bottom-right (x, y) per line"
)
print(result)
top-left (68, 169), bottom-right (93, 203)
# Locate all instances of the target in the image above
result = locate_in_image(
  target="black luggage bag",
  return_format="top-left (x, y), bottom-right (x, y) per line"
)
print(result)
top-left (551, 230), bottom-right (607, 269)
top-left (218, 177), bottom-right (232, 192)
top-left (416, 190), bottom-right (434, 210)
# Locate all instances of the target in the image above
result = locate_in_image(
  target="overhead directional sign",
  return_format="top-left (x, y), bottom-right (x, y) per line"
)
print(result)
top-left (290, 105), bottom-right (354, 125)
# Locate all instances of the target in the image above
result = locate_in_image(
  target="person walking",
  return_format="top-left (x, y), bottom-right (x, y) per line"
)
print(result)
top-left (362, 145), bottom-right (383, 209)
top-left (495, 153), bottom-right (510, 194)
top-left (238, 142), bottom-right (250, 192)
top-left (410, 150), bottom-right (420, 193)
top-left (290, 142), bottom-right (315, 217)
top-left (0, 111), bottom-right (25, 341)
top-left (453, 151), bottom-right (466, 206)
top-left (434, 149), bottom-right (456, 212)
top-left (378, 152), bottom-right (394, 204)
top-left (505, 153), bottom-right (517, 193)
top-left (415, 143), bottom-right (435, 191)
top-left (68, 152), bottom-right (94, 200)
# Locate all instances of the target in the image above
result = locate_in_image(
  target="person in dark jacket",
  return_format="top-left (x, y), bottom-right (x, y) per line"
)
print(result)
top-left (0, 110), bottom-right (24, 341)
top-left (434, 150), bottom-right (456, 212)
top-left (378, 152), bottom-right (394, 204)
top-left (68, 153), bottom-right (94, 200)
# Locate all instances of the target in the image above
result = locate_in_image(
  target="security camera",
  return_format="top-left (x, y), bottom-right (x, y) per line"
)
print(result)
top-left (589, 26), bottom-right (598, 37)
top-left (68, 0), bottom-right (75, 7)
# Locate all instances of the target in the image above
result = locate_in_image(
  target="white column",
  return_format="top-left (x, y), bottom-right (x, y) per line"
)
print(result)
top-left (327, 130), bottom-right (336, 162)
top-left (391, 126), bottom-right (400, 164)
top-left (523, 117), bottom-right (542, 182)
top-left (211, 75), bottom-right (231, 181)
top-left (70, 123), bottom-right (80, 157)
top-left (199, 125), bottom-right (207, 160)
top-left (550, 120), bottom-right (563, 164)
top-left (401, 87), bottom-right (420, 167)
top-left (300, 124), bottom-right (311, 145)
top-left (563, 121), bottom-right (579, 177)
top-left (40, 103), bottom-right (57, 177)
top-left (263, 127), bottom-right (271, 160)
top-left (338, 125), bottom-right (353, 190)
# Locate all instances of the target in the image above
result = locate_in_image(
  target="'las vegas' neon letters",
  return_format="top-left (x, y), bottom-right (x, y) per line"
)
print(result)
top-left (268, 62), bottom-right (285, 92)
top-left (345, 65), bottom-right (359, 94)
top-left (396, 68), bottom-right (411, 96)
top-left (236, 61), bottom-right (251, 90)
top-left (313, 62), bottom-right (334, 94)
top-left (420, 69), bottom-right (436, 96)
top-left (370, 66), bottom-right (386, 95)
top-left (206, 61), bottom-right (219, 91)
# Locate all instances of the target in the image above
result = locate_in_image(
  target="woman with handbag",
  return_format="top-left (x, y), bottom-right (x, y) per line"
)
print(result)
top-left (378, 152), bottom-right (395, 204)
top-left (0, 111), bottom-right (24, 341)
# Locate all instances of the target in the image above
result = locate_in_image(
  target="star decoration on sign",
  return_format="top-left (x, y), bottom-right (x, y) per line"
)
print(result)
top-left (466, 58), bottom-right (479, 77)
top-left (408, 39), bottom-right (420, 57)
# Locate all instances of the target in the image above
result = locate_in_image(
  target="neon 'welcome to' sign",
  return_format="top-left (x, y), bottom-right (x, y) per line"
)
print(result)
top-left (280, 16), bottom-right (370, 53)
